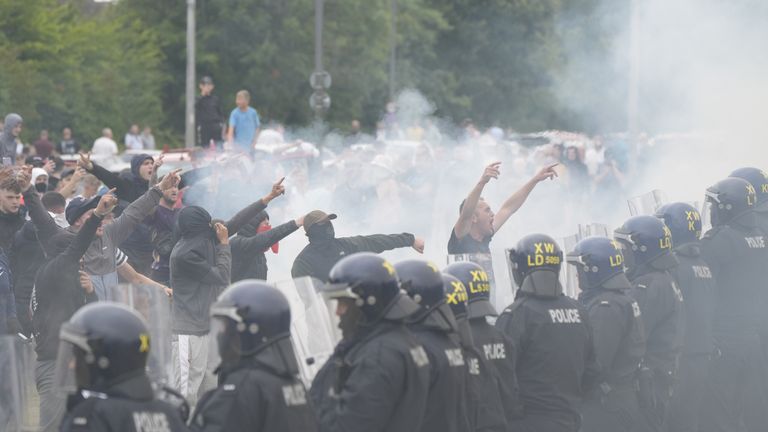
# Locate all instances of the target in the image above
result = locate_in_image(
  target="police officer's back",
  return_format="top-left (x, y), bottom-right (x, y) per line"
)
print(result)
top-left (445, 261), bottom-right (521, 426)
top-left (614, 215), bottom-right (684, 432)
top-left (397, 260), bottom-right (470, 432)
top-left (697, 177), bottom-right (768, 432)
top-left (655, 202), bottom-right (716, 432)
top-left (442, 273), bottom-right (508, 432)
top-left (495, 234), bottom-right (599, 432)
top-left (309, 253), bottom-right (430, 432)
top-left (568, 237), bottom-right (646, 432)
top-left (190, 281), bottom-right (317, 432)
top-left (57, 303), bottom-right (188, 432)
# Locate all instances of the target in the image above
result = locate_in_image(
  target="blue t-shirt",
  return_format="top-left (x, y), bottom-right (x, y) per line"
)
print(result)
top-left (229, 107), bottom-right (261, 149)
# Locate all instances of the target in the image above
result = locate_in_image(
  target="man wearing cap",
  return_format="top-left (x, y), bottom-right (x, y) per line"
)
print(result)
top-left (61, 169), bottom-right (181, 300)
top-left (196, 76), bottom-right (224, 148)
top-left (290, 210), bottom-right (425, 281)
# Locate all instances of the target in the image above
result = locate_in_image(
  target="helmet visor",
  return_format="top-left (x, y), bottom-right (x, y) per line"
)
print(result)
top-left (54, 324), bottom-right (91, 396)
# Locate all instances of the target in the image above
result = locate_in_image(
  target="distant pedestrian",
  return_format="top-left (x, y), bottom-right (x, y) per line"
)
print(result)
top-left (195, 76), bottom-right (224, 148)
top-left (91, 128), bottom-right (118, 157)
top-left (58, 127), bottom-right (79, 155)
top-left (124, 124), bottom-right (143, 150)
top-left (227, 90), bottom-right (260, 153)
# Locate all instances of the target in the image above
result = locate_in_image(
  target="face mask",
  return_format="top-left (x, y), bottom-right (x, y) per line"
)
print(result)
top-left (49, 211), bottom-right (69, 228)
top-left (257, 223), bottom-right (279, 253)
top-left (35, 183), bottom-right (47, 193)
top-left (308, 222), bottom-right (335, 242)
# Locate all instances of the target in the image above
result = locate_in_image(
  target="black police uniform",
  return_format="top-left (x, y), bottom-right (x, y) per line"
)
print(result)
top-left (579, 287), bottom-right (646, 432)
top-left (309, 253), bottom-right (431, 432)
top-left (496, 234), bottom-right (599, 432)
top-left (663, 244), bottom-right (716, 432)
top-left (60, 374), bottom-right (189, 432)
top-left (191, 355), bottom-right (317, 432)
top-left (310, 322), bottom-right (431, 432)
top-left (699, 222), bottom-right (768, 432)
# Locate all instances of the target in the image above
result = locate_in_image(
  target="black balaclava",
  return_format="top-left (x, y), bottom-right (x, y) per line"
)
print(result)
top-left (35, 183), bottom-right (47, 193)
top-left (307, 221), bottom-right (335, 243)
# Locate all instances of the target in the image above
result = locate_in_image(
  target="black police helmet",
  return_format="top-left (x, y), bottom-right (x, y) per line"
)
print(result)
top-left (655, 202), bottom-right (702, 247)
top-left (509, 233), bottom-right (564, 297)
top-left (730, 167), bottom-right (768, 208)
top-left (443, 261), bottom-right (496, 318)
top-left (211, 280), bottom-right (291, 357)
top-left (59, 302), bottom-right (150, 389)
top-left (614, 215), bottom-right (675, 274)
top-left (324, 252), bottom-right (419, 324)
top-left (567, 237), bottom-right (631, 291)
top-left (441, 274), bottom-right (469, 320)
top-left (705, 177), bottom-right (757, 226)
top-left (396, 259), bottom-right (457, 331)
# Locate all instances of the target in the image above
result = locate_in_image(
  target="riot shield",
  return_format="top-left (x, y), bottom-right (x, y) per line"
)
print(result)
top-left (107, 284), bottom-right (173, 386)
top-left (0, 335), bottom-right (38, 432)
top-left (560, 234), bottom-right (581, 299)
top-left (447, 253), bottom-right (511, 314)
top-left (272, 277), bottom-right (339, 385)
top-left (577, 223), bottom-right (610, 239)
top-left (628, 190), bottom-right (668, 216)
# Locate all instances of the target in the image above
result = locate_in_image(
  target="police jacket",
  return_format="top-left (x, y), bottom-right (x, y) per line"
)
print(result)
top-left (291, 233), bottom-right (415, 281)
top-left (628, 263), bottom-right (685, 373)
top-left (578, 288), bottom-right (645, 388)
top-left (495, 292), bottom-right (599, 422)
top-left (32, 214), bottom-right (100, 361)
top-left (309, 321), bottom-right (431, 432)
top-left (460, 338), bottom-right (508, 432)
top-left (671, 244), bottom-right (716, 355)
top-left (191, 349), bottom-right (318, 432)
top-left (701, 221), bottom-right (768, 336)
top-left (60, 373), bottom-right (188, 432)
top-left (469, 317), bottom-right (521, 422)
top-left (231, 220), bottom-right (298, 282)
top-left (408, 322), bottom-right (470, 432)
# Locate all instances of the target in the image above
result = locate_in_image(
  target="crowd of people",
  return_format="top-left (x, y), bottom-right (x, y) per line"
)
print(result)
top-left (0, 85), bottom-right (766, 432)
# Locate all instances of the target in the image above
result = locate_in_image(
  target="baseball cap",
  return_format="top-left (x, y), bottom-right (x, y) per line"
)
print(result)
top-left (65, 196), bottom-right (100, 225)
top-left (304, 210), bottom-right (337, 231)
top-left (200, 76), bottom-right (214, 85)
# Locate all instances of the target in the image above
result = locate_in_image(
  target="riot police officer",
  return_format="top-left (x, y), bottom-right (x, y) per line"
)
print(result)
top-left (697, 177), bottom-right (768, 432)
top-left (444, 261), bottom-right (521, 425)
top-left (614, 215), bottom-right (684, 432)
top-left (654, 202), bottom-right (716, 432)
top-left (567, 236), bottom-right (646, 432)
top-left (396, 259), bottom-right (469, 432)
top-left (495, 233), bottom-right (599, 432)
top-left (56, 302), bottom-right (189, 432)
top-left (309, 252), bottom-right (430, 432)
top-left (190, 280), bottom-right (318, 432)
top-left (442, 273), bottom-right (508, 432)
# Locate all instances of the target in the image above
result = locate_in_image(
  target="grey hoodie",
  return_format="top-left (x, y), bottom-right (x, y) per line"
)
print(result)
top-left (0, 114), bottom-right (22, 165)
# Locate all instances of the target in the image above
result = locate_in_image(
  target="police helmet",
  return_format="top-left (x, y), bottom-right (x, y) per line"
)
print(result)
top-left (567, 237), bottom-right (631, 291)
top-left (443, 261), bottom-right (496, 318)
top-left (508, 233), bottom-right (564, 297)
top-left (324, 252), bottom-right (419, 324)
top-left (705, 177), bottom-right (757, 226)
top-left (57, 302), bottom-right (150, 391)
top-left (730, 167), bottom-right (768, 208)
top-left (655, 202), bottom-right (702, 247)
top-left (614, 215), bottom-right (676, 274)
top-left (441, 274), bottom-right (469, 320)
top-left (396, 260), bottom-right (457, 332)
top-left (211, 280), bottom-right (291, 359)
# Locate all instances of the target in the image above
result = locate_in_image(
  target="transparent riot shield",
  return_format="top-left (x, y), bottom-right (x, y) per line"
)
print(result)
top-left (272, 277), bottom-right (339, 385)
top-left (0, 335), bottom-right (39, 432)
top-left (577, 223), bottom-right (610, 239)
top-left (560, 234), bottom-right (582, 299)
top-left (447, 253), bottom-right (511, 314)
top-left (108, 284), bottom-right (173, 386)
top-left (628, 190), bottom-right (668, 216)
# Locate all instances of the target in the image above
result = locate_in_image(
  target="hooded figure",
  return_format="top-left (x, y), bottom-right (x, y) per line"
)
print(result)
top-left (0, 114), bottom-right (22, 165)
top-left (230, 210), bottom-right (300, 282)
top-left (30, 168), bottom-right (49, 194)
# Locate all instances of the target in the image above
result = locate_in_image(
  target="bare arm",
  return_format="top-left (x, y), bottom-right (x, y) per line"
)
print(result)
top-left (492, 164), bottom-right (558, 232)
top-left (117, 261), bottom-right (172, 297)
top-left (454, 162), bottom-right (500, 239)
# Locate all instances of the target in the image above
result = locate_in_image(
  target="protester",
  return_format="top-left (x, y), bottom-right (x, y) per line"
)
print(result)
top-left (58, 127), bottom-right (79, 155)
top-left (230, 210), bottom-right (304, 282)
top-left (227, 90), bottom-right (261, 153)
top-left (196, 76), bottom-right (224, 148)
top-left (0, 113), bottom-right (22, 165)
top-left (141, 126), bottom-right (156, 150)
top-left (291, 210), bottom-right (425, 281)
top-left (91, 128), bottom-right (118, 157)
top-left (31, 191), bottom-right (117, 432)
top-left (125, 124), bottom-right (143, 150)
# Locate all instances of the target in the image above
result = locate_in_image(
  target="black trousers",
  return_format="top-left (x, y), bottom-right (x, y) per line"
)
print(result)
top-left (581, 386), bottom-right (641, 432)
top-left (664, 354), bottom-right (709, 432)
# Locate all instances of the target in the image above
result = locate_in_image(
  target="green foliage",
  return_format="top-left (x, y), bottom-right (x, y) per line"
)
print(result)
top-left (1, 0), bottom-right (627, 143)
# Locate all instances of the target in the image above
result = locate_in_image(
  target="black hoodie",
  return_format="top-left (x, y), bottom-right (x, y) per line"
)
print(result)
top-left (230, 213), bottom-right (298, 282)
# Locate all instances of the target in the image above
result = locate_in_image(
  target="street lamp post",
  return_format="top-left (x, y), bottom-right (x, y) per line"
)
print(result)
top-left (185, 0), bottom-right (196, 148)
top-left (389, 0), bottom-right (398, 101)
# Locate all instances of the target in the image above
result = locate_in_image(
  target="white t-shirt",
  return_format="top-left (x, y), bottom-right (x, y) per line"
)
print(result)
top-left (92, 137), bottom-right (118, 156)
